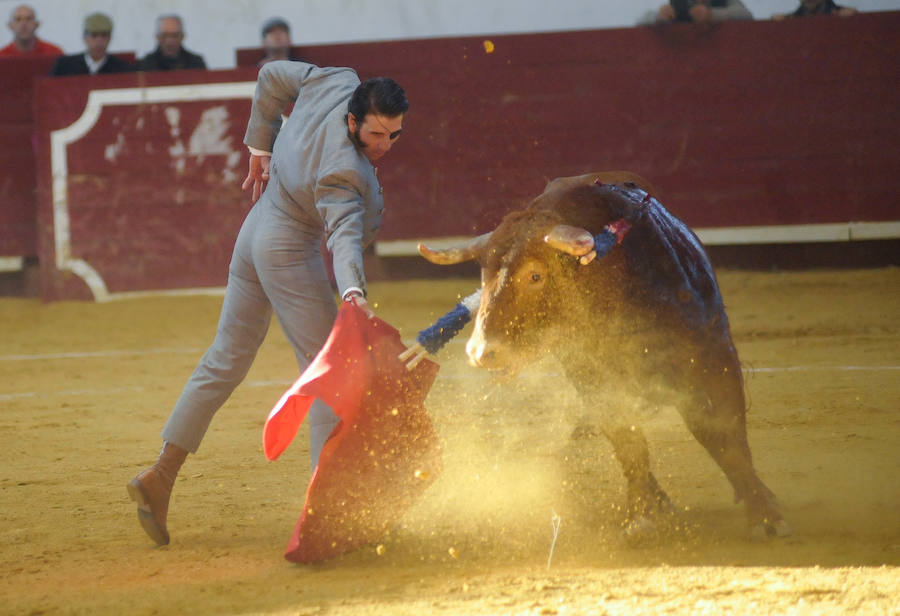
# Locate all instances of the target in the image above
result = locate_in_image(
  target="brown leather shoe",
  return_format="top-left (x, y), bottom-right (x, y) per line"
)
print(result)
top-left (127, 442), bottom-right (187, 546)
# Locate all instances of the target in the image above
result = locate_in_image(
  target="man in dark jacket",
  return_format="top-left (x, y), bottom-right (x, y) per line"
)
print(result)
top-left (773, 0), bottom-right (857, 19)
top-left (258, 17), bottom-right (301, 66)
top-left (138, 14), bottom-right (206, 71)
top-left (51, 13), bottom-right (133, 76)
top-left (642, 0), bottom-right (753, 24)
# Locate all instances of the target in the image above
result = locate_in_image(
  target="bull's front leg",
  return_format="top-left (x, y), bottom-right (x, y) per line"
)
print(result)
top-left (601, 424), bottom-right (676, 542)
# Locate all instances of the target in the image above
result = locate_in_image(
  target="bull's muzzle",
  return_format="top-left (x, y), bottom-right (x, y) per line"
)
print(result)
top-left (465, 333), bottom-right (492, 368)
top-left (465, 324), bottom-right (507, 372)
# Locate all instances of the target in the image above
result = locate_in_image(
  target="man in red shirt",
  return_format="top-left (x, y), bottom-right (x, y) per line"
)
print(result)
top-left (0, 4), bottom-right (63, 57)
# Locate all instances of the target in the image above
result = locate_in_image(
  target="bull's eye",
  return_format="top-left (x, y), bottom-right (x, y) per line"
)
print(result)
top-left (515, 259), bottom-right (546, 290)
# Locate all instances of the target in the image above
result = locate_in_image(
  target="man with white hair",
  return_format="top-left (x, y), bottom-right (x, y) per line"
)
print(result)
top-left (137, 13), bottom-right (206, 71)
top-left (0, 3), bottom-right (62, 57)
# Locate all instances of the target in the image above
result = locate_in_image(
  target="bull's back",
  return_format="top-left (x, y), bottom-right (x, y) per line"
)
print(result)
top-left (594, 187), bottom-right (743, 398)
top-left (543, 171), bottom-right (658, 198)
top-left (625, 198), bottom-right (729, 338)
top-left (534, 175), bottom-right (731, 342)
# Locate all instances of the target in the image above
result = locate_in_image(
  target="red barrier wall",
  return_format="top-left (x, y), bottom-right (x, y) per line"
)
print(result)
top-left (241, 13), bottom-right (899, 238)
top-left (1, 53), bottom-right (136, 258)
top-left (1, 56), bottom-right (58, 257)
top-left (284, 13), bottom-right (899, 238)
top-left (33, 69), bottom-right (256, 300)
top-left (28, 13), bottom-right (900, 300)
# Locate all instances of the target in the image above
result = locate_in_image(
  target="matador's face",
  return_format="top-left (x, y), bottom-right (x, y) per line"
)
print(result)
top-left (348, 113), bottom-right (404, 163)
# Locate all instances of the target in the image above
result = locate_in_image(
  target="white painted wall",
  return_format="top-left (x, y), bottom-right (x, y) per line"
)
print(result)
top-left (2, 0), bottom-right (898, 69)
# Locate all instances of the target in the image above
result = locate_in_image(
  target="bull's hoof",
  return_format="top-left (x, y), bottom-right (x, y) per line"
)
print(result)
top-left (772, 519), bottom-right (792, 537)
top-left (622, 516), bottom-right (659, 546)
top-left (655, 494), bottom-right (677, 516)
top-left (749, 518), bottom-right (792, 542)
top-left (570, 424), bottom-right (601, 440)
top-left (627, 490), bottom-right (676, 519)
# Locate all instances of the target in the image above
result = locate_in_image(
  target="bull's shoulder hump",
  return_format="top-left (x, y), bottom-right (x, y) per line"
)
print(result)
top-left (541, 171), bottom-right (656, 196)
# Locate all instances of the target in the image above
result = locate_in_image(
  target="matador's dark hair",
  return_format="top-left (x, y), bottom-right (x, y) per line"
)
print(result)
top-left (347, 77), bottom-right (409, 120)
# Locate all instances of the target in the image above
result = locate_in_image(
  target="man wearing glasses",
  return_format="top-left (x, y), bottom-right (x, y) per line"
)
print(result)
top-left (137, 14), bottom-right (206, 71)
top-left (51, 13), bottom-right (134, 76)
top-left (128, 61), bottom-right (409, 547)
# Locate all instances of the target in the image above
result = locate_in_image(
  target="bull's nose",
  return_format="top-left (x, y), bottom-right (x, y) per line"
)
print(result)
top-left (466, 338), bottom-right (494, 367)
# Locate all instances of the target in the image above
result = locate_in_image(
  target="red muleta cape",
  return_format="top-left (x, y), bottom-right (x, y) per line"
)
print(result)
top-left (263, 302), bottom-right (441, 563)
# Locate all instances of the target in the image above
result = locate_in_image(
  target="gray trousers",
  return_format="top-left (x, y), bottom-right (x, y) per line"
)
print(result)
top-left (162, 201), bottom-right (340, 467)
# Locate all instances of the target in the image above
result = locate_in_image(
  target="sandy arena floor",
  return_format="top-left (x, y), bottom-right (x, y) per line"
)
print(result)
top-left (1, 268), bottom-right (898, 615)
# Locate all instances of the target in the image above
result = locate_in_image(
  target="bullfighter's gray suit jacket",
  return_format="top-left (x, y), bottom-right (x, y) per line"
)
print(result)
top-left (161, 61), bottom-right (382, 466)
top-left (245, 61), bottom-right (384, 297)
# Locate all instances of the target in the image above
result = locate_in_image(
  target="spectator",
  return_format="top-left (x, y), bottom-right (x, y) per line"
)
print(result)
top-left (51, 13), bottom-right (134, 76)
top-left (258, 17), bottom-right (301, 66)
top-left (0, 4), bottom-right (62, 57)
top-left (640, 0), bottom-right (753, 25)
top-left (137, 14), bottom-right (206, 71)
top-left (772, 0), bottom-right (857, 20)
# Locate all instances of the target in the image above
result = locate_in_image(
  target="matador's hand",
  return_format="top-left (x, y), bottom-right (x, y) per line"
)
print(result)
top-left (354, 296), bottom-right (376, 319)
top-left (241, 153), bottom-right (271, 204)
top-left (343, 289), bottom-right (376, 319)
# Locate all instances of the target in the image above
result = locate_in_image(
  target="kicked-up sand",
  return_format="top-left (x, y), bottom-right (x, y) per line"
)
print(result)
top-left (1, 268), bottom-right (898, 615)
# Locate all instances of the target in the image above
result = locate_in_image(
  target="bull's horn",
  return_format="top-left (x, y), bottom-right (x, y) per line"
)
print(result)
top-left (418, 232), bottom-right (491, 265)
top-left (544, 225), bottom-right (594, 257)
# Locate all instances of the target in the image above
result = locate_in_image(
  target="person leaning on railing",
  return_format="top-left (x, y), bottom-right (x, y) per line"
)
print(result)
top-left (772, 0), bottom-right (857, 20)
top-left (638, 0), bottom-right (753, 25)
top-left (258, 17), bottom-right (302, 66)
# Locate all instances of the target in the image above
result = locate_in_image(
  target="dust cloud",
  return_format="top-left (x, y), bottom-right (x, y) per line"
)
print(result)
top-left (393, 344), bottom-right (690, 563)
top-left (2, 270), bottom-right (898, 613)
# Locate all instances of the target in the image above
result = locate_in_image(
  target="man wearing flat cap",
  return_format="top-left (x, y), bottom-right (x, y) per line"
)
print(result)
top-left (51, 13), bottom-right (134, 75)
top-left (258, 17), bottom-right (301, 66)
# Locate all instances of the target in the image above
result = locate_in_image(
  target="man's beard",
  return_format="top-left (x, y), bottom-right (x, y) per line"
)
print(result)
top-left (348, 127), bottom-right (367, 151)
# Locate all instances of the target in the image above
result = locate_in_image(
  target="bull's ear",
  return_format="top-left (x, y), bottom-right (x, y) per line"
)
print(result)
top-left (544, 225), bottom-right (594, 257)
top-left (418, 232), bottom-right (492, 265)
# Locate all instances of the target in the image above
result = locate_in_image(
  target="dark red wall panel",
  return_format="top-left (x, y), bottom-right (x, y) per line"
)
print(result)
top-left (241, 13), bottom-right (899, 238)
top-left (32, 70), bottom-right (257, 300)
top-left (0, 56), bottom-right (57, 256)
top-left (1, 54), bottom-right (137, 258)
top-left (19, 13), bottom-right (900, 300)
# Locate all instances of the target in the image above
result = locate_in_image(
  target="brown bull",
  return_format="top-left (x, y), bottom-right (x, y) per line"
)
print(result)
top-left (419, 171), bottom-right (790, 540)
